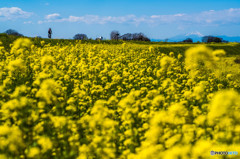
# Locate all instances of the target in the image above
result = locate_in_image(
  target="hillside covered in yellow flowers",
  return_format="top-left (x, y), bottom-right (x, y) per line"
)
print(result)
top-left (0, 38), bottom-right (240, 158)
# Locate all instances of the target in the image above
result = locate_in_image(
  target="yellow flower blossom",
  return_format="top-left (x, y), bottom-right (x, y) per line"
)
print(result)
top-left (38, 136), bottom-right (52, 153)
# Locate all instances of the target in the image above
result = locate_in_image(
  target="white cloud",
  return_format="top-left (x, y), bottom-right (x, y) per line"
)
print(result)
top-left (45, 13), bottom-right (61, 20)
top-left (23, 21), bottom-right (33, 24)
top-left (40, 14), bottom-right (140, 24)
top-left (0, 7), bottom-right (32, 20)
top-left (39, 8), bottom-right (240, 26)
top-left (174, 14), bottom-right (185, 17)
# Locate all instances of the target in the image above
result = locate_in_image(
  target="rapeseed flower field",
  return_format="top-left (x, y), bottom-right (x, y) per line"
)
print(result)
top-left (0, 38), bottom-right (240, 158)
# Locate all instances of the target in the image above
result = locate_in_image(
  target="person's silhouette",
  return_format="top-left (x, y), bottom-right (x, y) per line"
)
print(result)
top-left (48, 28), bottom-right (52, 39)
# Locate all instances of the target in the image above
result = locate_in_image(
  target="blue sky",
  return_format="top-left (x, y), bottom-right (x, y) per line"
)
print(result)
top-left (1, 0), bottom-right (240, 39)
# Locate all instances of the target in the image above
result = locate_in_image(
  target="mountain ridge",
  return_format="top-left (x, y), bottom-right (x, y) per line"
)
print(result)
top-left (151, 32), bottom-right (240, 42)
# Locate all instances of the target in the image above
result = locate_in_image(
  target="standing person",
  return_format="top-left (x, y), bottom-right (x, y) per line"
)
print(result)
top-left (48, 28), bottom-right (52, 39)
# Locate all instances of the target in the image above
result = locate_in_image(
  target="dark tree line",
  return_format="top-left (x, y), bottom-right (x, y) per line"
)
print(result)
top-left (110, 31), bottom-right (120, 40)
top-left (182, 36), bottom-right (228, 43)
top-left (182, 38), bottom-right (193, 43)
top-left (110, 31), bottom-right (150, 41)
top-left (4, 29), bottom-right (23, 36)
top-left (73, 34), bottom-right (88, 40)
top-left (73, 31), bottom-right (150, 41)
top-left (202, 36), bottom-right (223, 43)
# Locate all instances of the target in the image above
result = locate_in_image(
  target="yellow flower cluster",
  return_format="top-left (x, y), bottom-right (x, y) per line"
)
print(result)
top-left (0, 39), bottom-right (239, 158)
top-left (185, 45), bottom-right (225, 78)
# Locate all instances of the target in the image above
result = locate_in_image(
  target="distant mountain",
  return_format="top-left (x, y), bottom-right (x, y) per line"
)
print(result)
top-left (151, 39), bottom-right (164, 42)
top-left (168, 31), bottom-right (203, 42)
top-left (217, 36), bottom-right (240, 42)
top-left (151, 32), bottom-right (240, 42)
